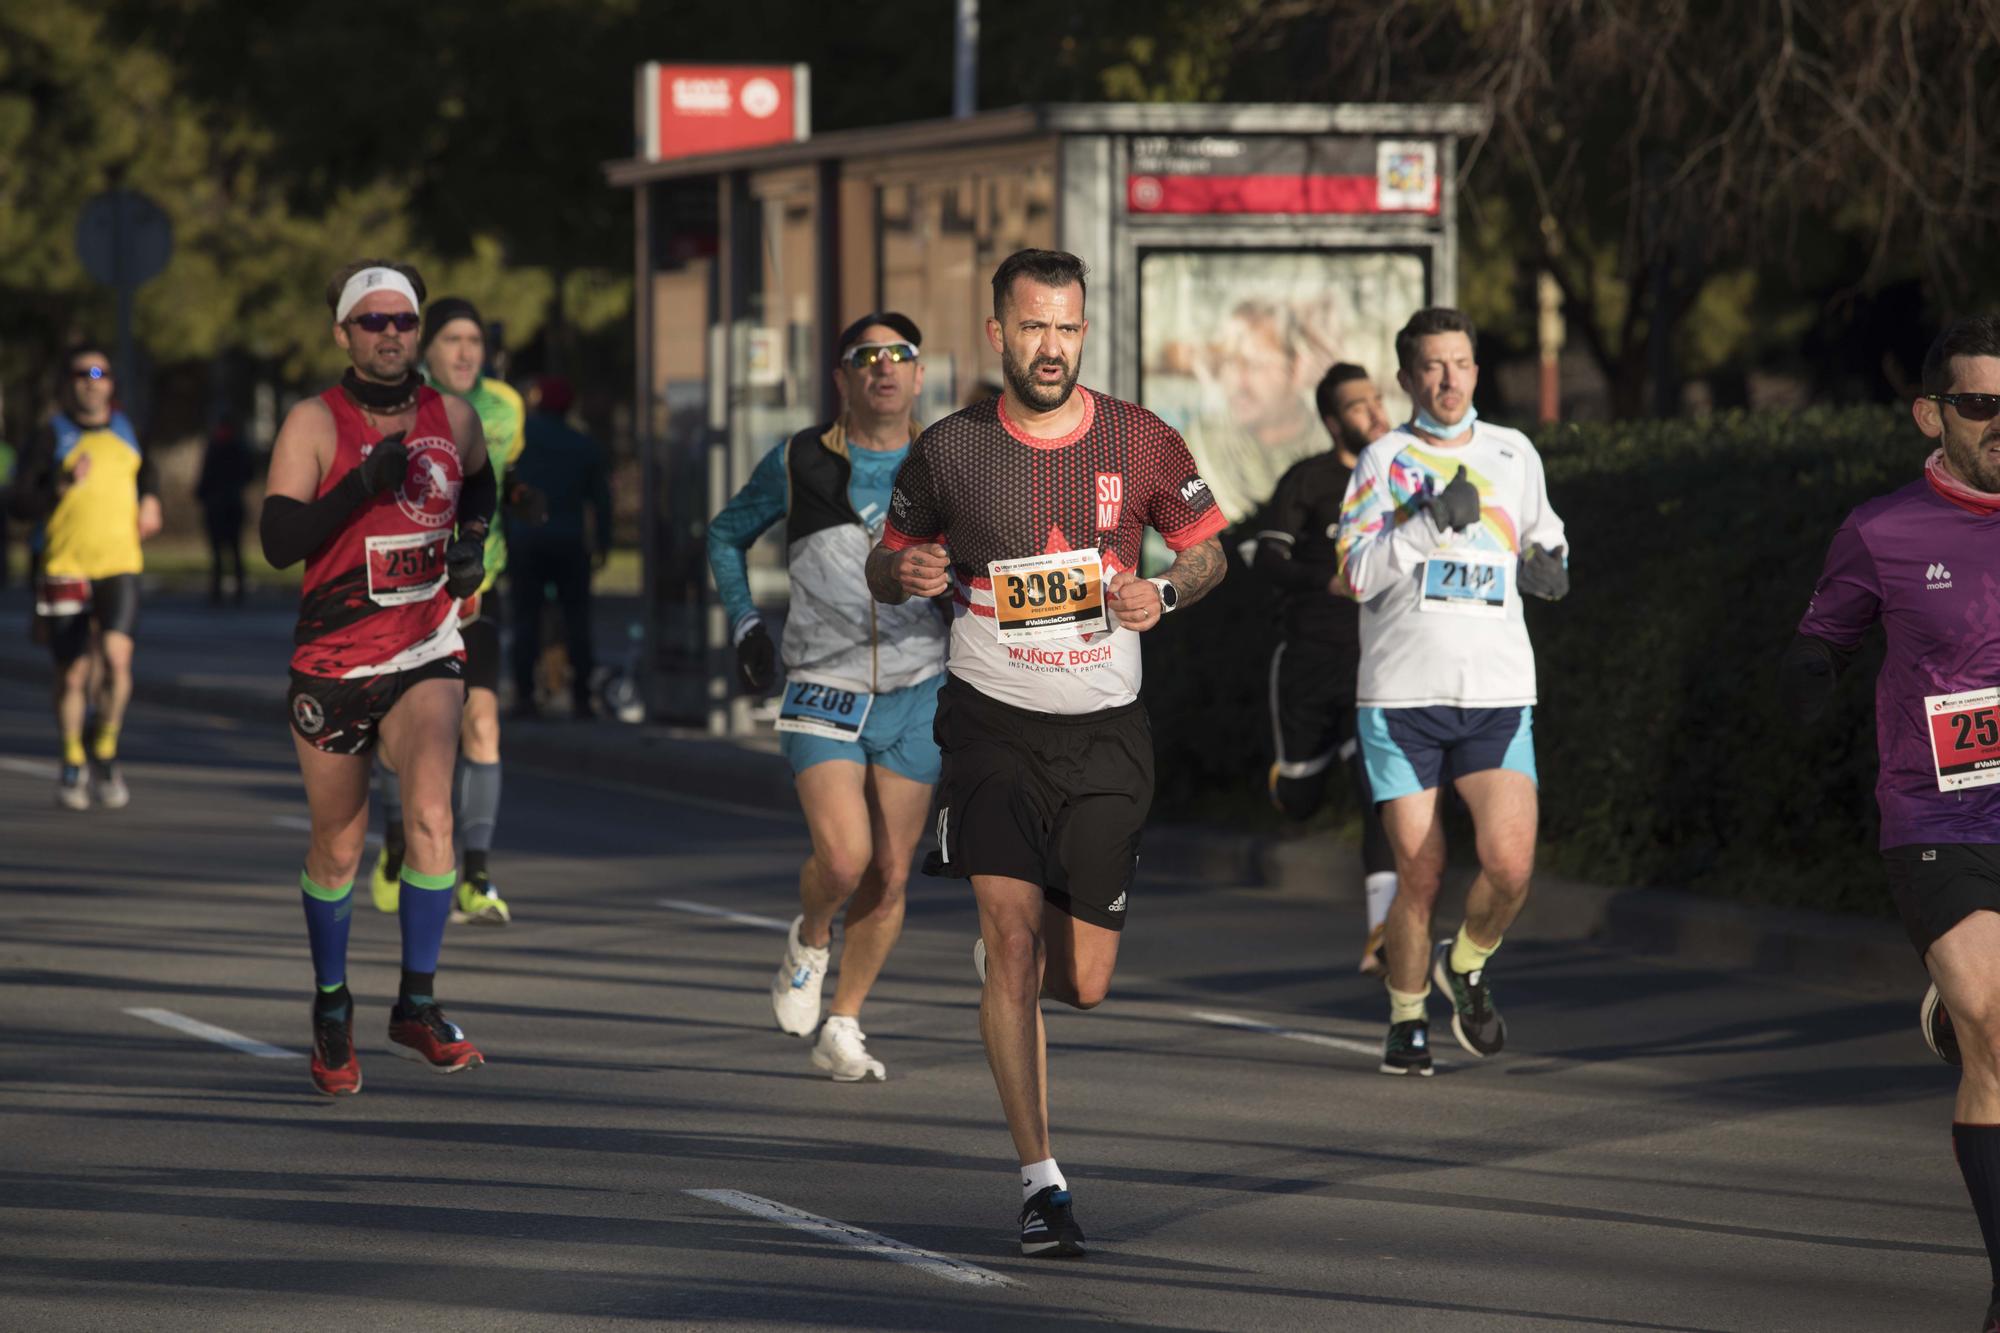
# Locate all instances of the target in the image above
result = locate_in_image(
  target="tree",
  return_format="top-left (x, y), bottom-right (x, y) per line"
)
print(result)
top-left (1234, 0), bottom-right (2000, 415)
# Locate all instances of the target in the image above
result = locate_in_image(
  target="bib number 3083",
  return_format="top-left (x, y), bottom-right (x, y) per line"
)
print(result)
top-left (1927, 687), bottom-right (2000, 791)
top-left (988, 549), bottom-right (1108, 643)
top-left (775, 680), bottom-right (874, 741)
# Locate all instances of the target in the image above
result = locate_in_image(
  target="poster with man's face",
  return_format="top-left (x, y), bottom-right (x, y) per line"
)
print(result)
top-left (1140, 250), bottom-right (1426, 523)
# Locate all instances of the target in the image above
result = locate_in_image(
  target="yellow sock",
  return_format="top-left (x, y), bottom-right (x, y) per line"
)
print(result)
top-left (1450, 924), bottom-right (1500, 975)
top-left (62, 734), bottom-right (86, 767)
top-left (1387, 984), bottom-right (1430, 1024)
top-left (92, 726), bottom-right (119, 763)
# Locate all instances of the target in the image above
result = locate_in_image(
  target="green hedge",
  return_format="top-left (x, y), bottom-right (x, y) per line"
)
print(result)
top-left (1146, 407), bottom-right (1915, 915)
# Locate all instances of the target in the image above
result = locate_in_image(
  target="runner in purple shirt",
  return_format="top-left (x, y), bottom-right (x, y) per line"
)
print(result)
top-left (1787, 315), bottom-right (2000, 1333)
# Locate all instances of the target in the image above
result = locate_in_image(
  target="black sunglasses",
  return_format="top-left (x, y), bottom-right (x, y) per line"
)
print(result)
top-left (348, 311), bottom-right (421, 334)
top-left (1928, 392), bottom-right (2000, 422)
top-left (71, 365), bottom-right (110, 381)
top-left (841, 341), bottom-right (918, 370)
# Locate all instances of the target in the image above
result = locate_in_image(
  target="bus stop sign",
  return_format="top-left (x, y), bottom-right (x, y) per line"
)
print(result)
top-left (76, 189), bottom-right (173, 288)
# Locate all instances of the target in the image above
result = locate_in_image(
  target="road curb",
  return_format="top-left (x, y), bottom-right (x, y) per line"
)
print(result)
top-left (0, 647), bottom-right (1921, 994)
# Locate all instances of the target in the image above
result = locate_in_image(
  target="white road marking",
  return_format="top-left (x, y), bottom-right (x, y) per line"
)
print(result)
top-left (657, 898), bottom-right (791, 931)
top-left (686, 1189), bottom-right (1017, 1288)
top-left (270, 814), bottom-right (314, 831)
top-left (124, 1008), bottom-right (301, 1060)
top-left (1187, 1008), bottom-right (1447, 1065)
top-left (0, 756), bottom-right (55, 779)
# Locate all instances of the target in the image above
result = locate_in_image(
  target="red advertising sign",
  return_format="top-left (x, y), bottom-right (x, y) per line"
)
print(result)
top-left (1126, 135), bottom-right (1439, 216)
top-left (639, 63), bottom-right (810, 162)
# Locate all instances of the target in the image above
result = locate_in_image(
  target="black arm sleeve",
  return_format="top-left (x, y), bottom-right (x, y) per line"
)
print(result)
top-left (1779, 633), bottom-right (1856, 725)
top-left (458, 455), bottom-right (496, 533)
top-left (7, 428), bottom-right (59, 524)
top-left (259, 471), bottom-right (368, 569)
top-left (1251, 536), bottom-right (1338, 592)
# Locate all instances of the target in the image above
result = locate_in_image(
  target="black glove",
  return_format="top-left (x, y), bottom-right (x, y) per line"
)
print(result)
top-left (506, 482), bottom-right (548, 526)
top-left (736, 623), bottom-right (776, 692)
top-left (1518, 544), bottom-right (1569, 601)
top-left (444, 535), bottom-right (485, 598)
top-left (357, 432), bottom-right (409, 497)
top-left (1427, 464), bottom-right (1481, 533)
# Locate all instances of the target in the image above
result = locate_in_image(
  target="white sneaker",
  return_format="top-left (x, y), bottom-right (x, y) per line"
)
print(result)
top-left (93, 760), bottom-right (129, 810)
top-left (973, 937), bottom-right (986, 984)
top-left (772, 915), bottom-right (830, 1037)
top-left (811, 1015), bottom-right (886, 1082)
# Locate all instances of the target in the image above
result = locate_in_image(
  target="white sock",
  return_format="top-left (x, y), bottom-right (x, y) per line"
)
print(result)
top-left (1365, 872), bottom-right (1399, 931)
top-left (1021, 1157), bottom-right (1067, 1201)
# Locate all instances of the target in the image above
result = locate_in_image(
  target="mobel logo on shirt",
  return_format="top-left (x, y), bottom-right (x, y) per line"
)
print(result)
top-left (1927, 562), bottom-right (1953, 590)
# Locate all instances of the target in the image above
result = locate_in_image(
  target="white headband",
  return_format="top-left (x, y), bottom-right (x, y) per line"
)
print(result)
top-left (335, 267), bottom-right (420, 323)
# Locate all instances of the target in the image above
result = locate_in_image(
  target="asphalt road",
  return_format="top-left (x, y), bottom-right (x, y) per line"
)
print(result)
top-left (0, 676), bottom-right (1979, 1331)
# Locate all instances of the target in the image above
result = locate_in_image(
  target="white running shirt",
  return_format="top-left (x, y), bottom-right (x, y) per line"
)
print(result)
top-left (1335, 422), bottom-right (1566, 708)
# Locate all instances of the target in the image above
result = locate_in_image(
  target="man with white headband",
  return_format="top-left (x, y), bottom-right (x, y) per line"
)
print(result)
top-left (259, 258), bottom-right (496, 1096)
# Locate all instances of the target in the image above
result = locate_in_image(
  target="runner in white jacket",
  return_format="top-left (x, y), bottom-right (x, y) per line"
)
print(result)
top-left (1334, 306), bottom-right (1570, 1077)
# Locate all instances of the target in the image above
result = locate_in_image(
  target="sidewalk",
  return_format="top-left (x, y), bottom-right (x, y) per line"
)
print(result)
top-left (0, 586), bottom-right (1923, 994)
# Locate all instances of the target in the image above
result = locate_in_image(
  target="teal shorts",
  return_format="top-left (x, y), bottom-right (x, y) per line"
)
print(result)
top-left (779, 673), bottom-right (944, 785)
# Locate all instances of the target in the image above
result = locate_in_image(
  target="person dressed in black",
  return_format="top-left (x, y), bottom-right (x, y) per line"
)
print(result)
top-left (1251, 362), bottom-right (1399, 972)
top-left (196, 416), bottom-right (254, 605)
top-left (508, 375), bottom-right (611, 718)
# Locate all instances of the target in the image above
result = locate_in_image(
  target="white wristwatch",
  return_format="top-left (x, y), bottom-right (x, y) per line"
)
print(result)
top-left (1148, 577), bottom-right (1179, 613)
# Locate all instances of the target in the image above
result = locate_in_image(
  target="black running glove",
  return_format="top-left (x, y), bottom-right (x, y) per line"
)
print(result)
top-left (1427, 464), bottom-right (1482, 533)
top-left (737, 622), bottom-right (776, 692)
top-left (444, 535), bottom-right (485, 599)
top-left (1518, 544), bottom-right (1569, 601)
top-left (358, 432), bottom-right (410, 496)
top-left (1779, 633), bottom-right (1854, 725)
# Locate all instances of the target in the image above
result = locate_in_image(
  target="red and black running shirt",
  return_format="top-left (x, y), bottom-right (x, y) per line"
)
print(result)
top-left (883, 387), bottom-right (1225, 714)
top-left (292, 386), bottom-right (465, 679)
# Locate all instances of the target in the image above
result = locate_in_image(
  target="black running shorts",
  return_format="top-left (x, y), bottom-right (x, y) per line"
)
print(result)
top-left (288, 655), bottom-right (465, 756)
top-left (1883, 843), bottom-right (2000, 957)
top-left (925, 673), bottom-right (1153, 931)
top-left (460, 607), bottom-right (502, 694)
top-left (46, 572), bottom-right (140, 664)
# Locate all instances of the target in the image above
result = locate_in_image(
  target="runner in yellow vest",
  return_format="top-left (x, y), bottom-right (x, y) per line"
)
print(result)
top-left (8, 343), bottom-right (162, 810)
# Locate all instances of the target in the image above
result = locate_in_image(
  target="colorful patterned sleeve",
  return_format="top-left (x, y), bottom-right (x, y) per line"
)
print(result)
top-left (1335, 442), bottom-right (1440, 600)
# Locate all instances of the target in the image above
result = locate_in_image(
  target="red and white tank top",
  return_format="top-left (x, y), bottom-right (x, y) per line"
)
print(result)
top-left (291, 385), bottom-right (465, 679)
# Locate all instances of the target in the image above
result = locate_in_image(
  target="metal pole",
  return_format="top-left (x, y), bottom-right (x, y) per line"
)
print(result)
top-left (953, 0), bottom-right (978, 118)
top-left (112, 192), bottom-right (138, 428)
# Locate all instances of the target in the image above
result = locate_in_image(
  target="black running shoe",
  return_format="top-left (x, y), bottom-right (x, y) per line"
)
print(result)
top-left (1019, 1186), bottom-right (1086, 1257)
top-left (1924, 983), bottom-right (1963, 1067)
top-left (1380, 1018), bottom-right (1434, 1076)
top-left (1432, 939), bottom-right (1506, 1057)
top-left (1983, 1289), bottom-right (2000, 1333)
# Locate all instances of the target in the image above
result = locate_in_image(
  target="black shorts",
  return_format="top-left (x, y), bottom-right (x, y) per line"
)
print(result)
top-left (1883, 843), bottom-right (2000, 957)
top-left (44, 573), bottom-right (140, 663)
top-left (288, 656), bottom-right (465, 756)
top-left (460, 602), bottom-right (502, 694)
top-left (1268, 639), bottom-right (1352, 782)
top-left (926, 673), bottom-right (1153, 932)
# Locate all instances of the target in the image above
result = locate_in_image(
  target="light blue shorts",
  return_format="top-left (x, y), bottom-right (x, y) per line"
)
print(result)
top-left (779, 673), bottom-right (944, 785)
top-left (1357, 705), bottom-right (1537, 803)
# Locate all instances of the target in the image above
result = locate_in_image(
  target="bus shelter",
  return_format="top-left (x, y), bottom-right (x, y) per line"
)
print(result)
top-left (603, 101), bottom-right (1488, 730)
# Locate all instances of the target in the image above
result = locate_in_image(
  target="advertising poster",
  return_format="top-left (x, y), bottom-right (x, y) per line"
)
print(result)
top-left (1139, 250), bottom-right (1427, 523)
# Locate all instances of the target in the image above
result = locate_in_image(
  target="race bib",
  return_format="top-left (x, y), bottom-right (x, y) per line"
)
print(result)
top-left (775, 680), bottom-right (873, 741)
top-left (365, 531), bottom-right (448, 607)
top-left (988, 549), bottom-right (1108, 643)
top-left (1419, 550), bottom-right (1510, 617)
top-left (1926, 687), bottom-right (2000, 791)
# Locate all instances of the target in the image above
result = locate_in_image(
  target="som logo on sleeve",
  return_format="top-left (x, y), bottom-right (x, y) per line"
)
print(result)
top-left (1095, 473), bottom-right (1124, 530)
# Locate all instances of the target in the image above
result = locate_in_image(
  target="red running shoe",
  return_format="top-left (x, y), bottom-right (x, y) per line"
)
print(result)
top-left (388, 1002), bottom-right (485, 1073)
top-left (310, 1004), bottom-right (362, 1096)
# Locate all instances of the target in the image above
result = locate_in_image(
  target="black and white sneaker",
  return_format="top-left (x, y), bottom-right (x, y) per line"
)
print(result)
top-left (1432, 939), bottom-right (1506, 1057)
top-left (1380, 1018), bottom-right (1434, 1076)
top-left (1019, 1186), bottom-right (1086, 1257)
top-left (1923, 983), bottom-right (1962, 1067)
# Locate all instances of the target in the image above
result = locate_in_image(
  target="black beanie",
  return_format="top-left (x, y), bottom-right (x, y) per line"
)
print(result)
top-left (421, 297), bottom-right (483, 353)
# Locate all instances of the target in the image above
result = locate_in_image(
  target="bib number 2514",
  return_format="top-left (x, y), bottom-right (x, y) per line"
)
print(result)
top-left (1927, 687), bottom-right (2000, 791)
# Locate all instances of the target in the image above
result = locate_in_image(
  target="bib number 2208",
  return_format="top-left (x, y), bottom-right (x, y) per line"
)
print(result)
top-left (775, 681), bottom-right (873, 741)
